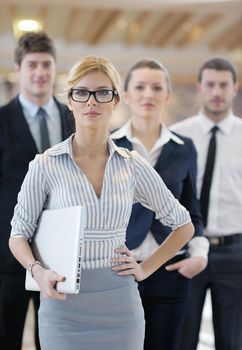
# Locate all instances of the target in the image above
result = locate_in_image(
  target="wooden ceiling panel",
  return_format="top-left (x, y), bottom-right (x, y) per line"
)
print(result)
top-left (137, 12), bottom-right (161, 43)
top-left (92, 10), bottom-right (122, 44)
top-left (41, 7), bottom-right (71, 38)
top-left (175, 13), bottom-right (221, 48)
top-left (143, 12), bottom-right (172, 46)
top-left (65, 8), bottom-right (82, 43)
top-left (0, 3), bottom-right (240, 52)
top-left (124, 11), bottom-right (151, 46)
top-left (210, 19), bottom-right (242, 50)
top-left (225, 27), bottom-right (242, 50)
top-left (14, 4), bottom-right (40, 17)
top-left (158, 13), bottom-right (192, 47)
top-left (99, 11), bottom-right (135, 44)
top-left (0, 5), bottom-right (15, 34)
top-left (0, 1), bottom-right (242, 78)
top-left (83, 10), bottom-right (122, 45)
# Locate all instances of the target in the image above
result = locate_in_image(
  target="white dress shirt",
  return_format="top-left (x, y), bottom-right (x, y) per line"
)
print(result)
top-left (19, 94), bottom-right (62, 153)
top-left (112, 120), bottom-right (209, 260)
top-left (171, 111), bottom-right (242, 237)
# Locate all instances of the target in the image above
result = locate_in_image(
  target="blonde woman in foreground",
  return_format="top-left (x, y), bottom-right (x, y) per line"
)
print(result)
top-left (9, 56), bottom-right (194, 350)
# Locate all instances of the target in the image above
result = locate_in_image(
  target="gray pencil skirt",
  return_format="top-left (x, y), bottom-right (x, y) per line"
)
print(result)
top-left (38, 267), bottom-right (145, 350)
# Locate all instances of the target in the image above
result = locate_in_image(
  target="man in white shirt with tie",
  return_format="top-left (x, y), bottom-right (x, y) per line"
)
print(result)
top-left (0, 31), bottom-right (72, 349)
top-left (171, 57), bottom-right (242, 350)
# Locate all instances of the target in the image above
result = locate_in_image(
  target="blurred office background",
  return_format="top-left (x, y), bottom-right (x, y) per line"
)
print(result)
top-left (0, 0), bottom-right (242, 349)
top-left (0, 0), bottom-right (242, 128)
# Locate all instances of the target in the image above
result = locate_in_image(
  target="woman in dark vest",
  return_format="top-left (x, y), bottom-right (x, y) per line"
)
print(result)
top-left (112, 58), bottom-right (209, 350)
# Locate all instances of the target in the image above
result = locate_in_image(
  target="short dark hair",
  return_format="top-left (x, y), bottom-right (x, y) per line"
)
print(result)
top-left (14, 31), bottom-right (56, 65)
top-left (198, 57), bottom-right (237, 84)
top-left (124, 58), bottom-right (172, 93)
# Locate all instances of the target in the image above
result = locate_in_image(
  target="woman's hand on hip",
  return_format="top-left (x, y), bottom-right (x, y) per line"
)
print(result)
top-left (112, 247), bottom-right (147, 281)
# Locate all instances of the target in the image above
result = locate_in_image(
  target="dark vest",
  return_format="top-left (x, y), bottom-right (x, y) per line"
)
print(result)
top-left (114, 135), bottom-right (203, 249)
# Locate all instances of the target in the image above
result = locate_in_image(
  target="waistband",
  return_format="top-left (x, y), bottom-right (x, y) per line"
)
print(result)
top-left (207, 233), bottom-right (242, 247)
top-left (84, 229), bottom-right (125, 240)
top-left (81, 236), bottom-right (125, 269)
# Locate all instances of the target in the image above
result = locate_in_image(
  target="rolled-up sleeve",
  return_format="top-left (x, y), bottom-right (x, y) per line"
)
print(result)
top-left (132, 151), bottom-right (191, 230)
top-left (10, 155), bottom-right (49, 241)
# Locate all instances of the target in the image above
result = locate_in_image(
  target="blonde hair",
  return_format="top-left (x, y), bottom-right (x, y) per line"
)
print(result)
top-left (66, 56), bottom-right (122, 103)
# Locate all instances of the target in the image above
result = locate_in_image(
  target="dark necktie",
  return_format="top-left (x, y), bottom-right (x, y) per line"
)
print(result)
top-left (37, 107), bottom-right (50, 152)
top-left (200, 125), bottom-right (219, 227)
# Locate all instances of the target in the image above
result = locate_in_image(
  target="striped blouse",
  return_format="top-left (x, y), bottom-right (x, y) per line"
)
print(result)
top-left (11, 135), bottom-right (191, 269)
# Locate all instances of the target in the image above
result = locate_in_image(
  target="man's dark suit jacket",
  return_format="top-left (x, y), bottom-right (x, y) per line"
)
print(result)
top-left (0, 96), bottom-right (73, 275)
top-left (114, 133), bottom-right (203, 249)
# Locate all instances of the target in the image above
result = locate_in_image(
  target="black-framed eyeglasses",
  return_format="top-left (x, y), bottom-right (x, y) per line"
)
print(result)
top-left (69, 88), bottom-right (118, 103)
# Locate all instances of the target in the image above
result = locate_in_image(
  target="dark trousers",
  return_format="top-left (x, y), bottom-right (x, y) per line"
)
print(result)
top-left (0, 273), bottom-right (40, 350)
top-left (180, 237), bottom-right (242, 350)
top-left (139, 253), bottom-right (191, 350)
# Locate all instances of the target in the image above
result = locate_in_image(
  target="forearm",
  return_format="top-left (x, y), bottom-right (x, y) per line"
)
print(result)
top-left (141, 222), bottom-right (194, 277)
top-left (9, 236), bottom-right (66, 299)
top-left (9, 236), bottom-right (36, 270)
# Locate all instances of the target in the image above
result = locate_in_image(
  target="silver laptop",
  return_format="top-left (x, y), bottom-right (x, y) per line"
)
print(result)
top-left (25, 205), bottom-right (86, 294)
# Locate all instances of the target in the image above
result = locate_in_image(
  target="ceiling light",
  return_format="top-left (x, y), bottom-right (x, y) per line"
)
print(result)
top-left (13, 19), bottom-right (43, 39)
top-left (17, 19), bottom-right (41, 32)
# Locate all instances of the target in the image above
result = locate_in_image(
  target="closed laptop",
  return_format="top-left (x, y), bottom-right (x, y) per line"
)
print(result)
top-left (25, 205), bottom-right (86, 294)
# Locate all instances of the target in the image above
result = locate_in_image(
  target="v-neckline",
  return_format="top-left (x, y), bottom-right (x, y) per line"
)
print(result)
top-left (83, 171), bottom-right (105, 201)
top-left (70, 136), bottom-right (115, 201)
top-left (73, 153), bottom-right (111, 202)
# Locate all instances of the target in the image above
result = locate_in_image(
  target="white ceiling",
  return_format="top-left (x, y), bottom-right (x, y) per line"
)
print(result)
top-left (0, 0), bottom-right (241, 83)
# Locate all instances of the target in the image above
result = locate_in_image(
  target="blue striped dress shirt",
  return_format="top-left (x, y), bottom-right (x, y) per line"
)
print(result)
top-left (11, 135), bottom-right (191, 269)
